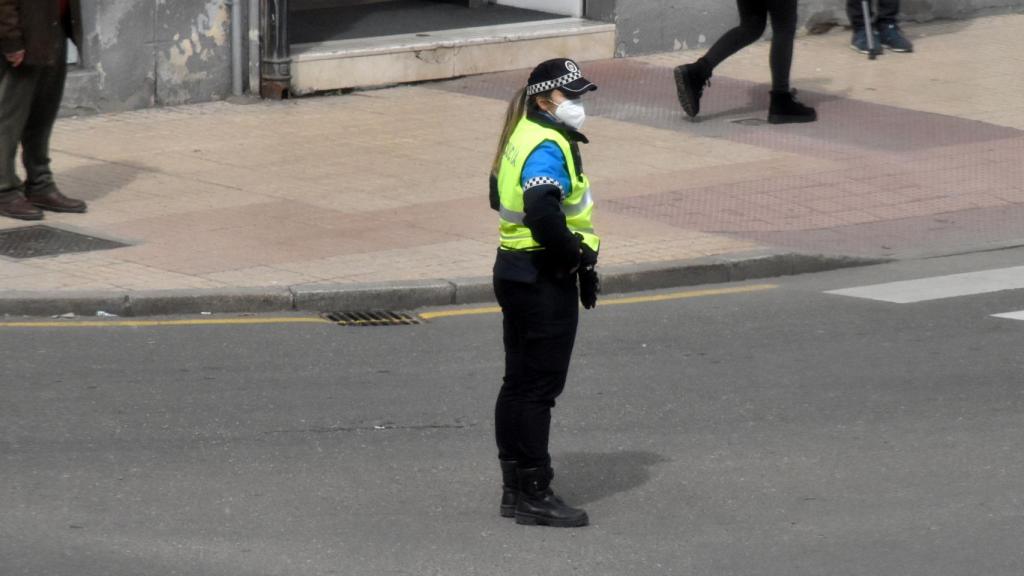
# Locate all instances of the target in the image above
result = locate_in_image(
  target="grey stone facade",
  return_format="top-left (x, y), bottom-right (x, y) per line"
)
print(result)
top-left (64, 0), bottom-right (235, 114)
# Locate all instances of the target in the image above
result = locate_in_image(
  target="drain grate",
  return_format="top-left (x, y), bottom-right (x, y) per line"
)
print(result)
top-left (0, 225), bottom-right (129, 259)
top-left (730, 117), bottom-right (766, 126)
top-left (320, 311), bottom-right (422, 326)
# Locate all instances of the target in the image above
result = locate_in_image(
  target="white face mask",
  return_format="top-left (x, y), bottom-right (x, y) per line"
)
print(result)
top-left (553, 99), bottom-right (586, 130)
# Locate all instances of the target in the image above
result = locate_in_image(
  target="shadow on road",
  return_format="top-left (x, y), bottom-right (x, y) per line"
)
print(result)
top-left (554, 450), bottom-right (668, 505)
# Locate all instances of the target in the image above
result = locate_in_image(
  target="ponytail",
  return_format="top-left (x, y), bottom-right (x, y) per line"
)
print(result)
top-left (491, 87), bottom-right (528, 176)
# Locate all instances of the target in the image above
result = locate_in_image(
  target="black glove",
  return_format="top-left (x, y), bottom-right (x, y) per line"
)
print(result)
top-left (578, 266), bottom-right (600, 309)
top-left (574, 233), bottom-right (599, 309)
top-left (577, 234), bottom-right (598, 269)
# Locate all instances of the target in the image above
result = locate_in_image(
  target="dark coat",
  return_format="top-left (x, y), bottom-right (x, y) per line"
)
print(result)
top-left (0, 0), bottom-right (76, 67)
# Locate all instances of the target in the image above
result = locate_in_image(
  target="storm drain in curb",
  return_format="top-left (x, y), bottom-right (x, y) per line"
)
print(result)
top-left (320, 311), bottom-right (422, 326)
top-left (0, 225), bottom-right (129, 259)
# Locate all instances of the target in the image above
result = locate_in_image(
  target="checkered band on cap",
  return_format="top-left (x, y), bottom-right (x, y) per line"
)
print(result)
top-left (527, 70), bottom-right (583, 96)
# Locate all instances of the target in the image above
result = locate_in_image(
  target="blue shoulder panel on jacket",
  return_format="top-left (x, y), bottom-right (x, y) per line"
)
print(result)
top-left (521, 141), bottom-right (571, 200)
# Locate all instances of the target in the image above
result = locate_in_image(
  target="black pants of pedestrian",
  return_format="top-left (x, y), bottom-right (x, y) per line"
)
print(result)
top-left (0, 40), bottom-right (68, 201)
top-left (847, 0), bottom-right (900, 28)
top-left (493, 274), bottom-right (579, 470)
top-left (701, 0), bottom-right (798, 93)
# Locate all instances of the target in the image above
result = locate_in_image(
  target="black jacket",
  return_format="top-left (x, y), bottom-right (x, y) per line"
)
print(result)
top-left (0, 0), bottom-right (76, 66)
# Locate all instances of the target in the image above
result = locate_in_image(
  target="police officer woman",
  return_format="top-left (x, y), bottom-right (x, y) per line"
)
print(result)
top-left (489, 58), bottom-right (600, 528)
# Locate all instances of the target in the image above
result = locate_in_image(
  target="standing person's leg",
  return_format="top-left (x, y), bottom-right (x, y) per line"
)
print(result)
top-left (494, 278), bottom-right (526, 517)
top-left (0, 59), bottom-right (45, 220)
top-left (674, 0), bottom-right (768, 118)
top-left (21, 38), bottom-right (87, 213)
top-left (766, 0), bottom-right (815, 123)
top-left (877, 0), bottom-right (900, 25)
top-left (848, 0), bottom-right (881, 54)
top-left (514, 277), bottom-right (577, 471)
top-left (846, 0), bottom-right (865, 29)
top-left (877, 0), bottom-right (913, 52)
top-left (496, 275), bottom-right (587, 527)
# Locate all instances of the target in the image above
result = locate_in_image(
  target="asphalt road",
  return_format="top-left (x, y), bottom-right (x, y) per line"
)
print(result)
top-left (3, 248), bottom-right (1024, 576)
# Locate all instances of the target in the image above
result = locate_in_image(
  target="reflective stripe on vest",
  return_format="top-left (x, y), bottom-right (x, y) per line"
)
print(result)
top-left (499, 188), bottom-right (592, 225)
top-left (496, 117), bottom-right (600, 253)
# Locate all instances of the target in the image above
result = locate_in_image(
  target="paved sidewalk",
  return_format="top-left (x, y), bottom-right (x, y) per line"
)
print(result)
top-left (0, 14), bottom-right (1022, 315)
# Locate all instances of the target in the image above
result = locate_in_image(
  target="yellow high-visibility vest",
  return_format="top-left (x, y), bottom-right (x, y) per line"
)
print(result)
top-left (496, 117), bottom-right (600, 253)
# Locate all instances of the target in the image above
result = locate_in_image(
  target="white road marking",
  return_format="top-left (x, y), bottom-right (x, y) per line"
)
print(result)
top-left (991, 310), bottom-right (1024, 321)
top-left (826, 265), bottom-right (1024, 304)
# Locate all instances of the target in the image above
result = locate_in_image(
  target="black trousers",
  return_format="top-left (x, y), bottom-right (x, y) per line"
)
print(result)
top-left (847, 0), bottom-right (900, 28)
top-left (493, 274), bottom-right (579, 470)
top-left (702, 0), bottom-right (798, 93)
top-left (0, 37), bottom-right (67, 201)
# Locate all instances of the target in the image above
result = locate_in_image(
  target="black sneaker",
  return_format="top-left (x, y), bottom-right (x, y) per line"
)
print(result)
top-left (879, 23), bottom-right (913, 52)
top-left (850, 28), bottom-right (882, 55)
top-left (673, 61), bottom-right (711, 118)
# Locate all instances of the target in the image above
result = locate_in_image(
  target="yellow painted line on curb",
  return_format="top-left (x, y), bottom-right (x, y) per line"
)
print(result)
top-left (0, 284), bottom-right (778, 328)
top-left (0, 317), bottom-right (331, 329)
top-left (420, 306), bottom-right (502, 320)
top-left (420, 284), bottom-right (778, 319)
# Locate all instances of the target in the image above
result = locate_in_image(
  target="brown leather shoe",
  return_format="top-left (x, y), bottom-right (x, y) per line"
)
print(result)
top-left (28, 189), bottom-right (88, 213)
top-left (0, 193), bottom-right (45, 221)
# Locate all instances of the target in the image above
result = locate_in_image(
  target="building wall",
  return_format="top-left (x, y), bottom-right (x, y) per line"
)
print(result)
top-left (586, 0), bottom-right (1024, 56)
top-left (64, 0), bottom-right (233, 114)
top-left (63, 0), bottom-right (1024, 113)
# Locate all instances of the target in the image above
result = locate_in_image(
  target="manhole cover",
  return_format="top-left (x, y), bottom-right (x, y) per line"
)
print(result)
top-left (320, 311), bottom-right (422, 326)
top-left (0, 225), bottom-right (129, 259)
top-left (730, 117), bottom-right (766, 126)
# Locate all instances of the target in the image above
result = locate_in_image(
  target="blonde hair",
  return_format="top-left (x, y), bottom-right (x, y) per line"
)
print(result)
top-left (491, 87), bottom-right (528, 176)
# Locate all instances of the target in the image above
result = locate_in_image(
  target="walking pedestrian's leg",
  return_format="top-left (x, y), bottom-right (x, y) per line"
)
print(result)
top-left (766, 0), bottom-right (797, 93)
top-left (703, 0), bottom-right (769, 69)
top-left (674, 0), bottom-right (768, 117)
top-left (0, 60), bottom-right (44, 220)
top-left (766, 0), bottom-right (814, 123)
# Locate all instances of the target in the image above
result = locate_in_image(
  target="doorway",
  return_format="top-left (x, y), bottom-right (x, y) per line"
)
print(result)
top-left (289, 0), bottom-right (568, 45)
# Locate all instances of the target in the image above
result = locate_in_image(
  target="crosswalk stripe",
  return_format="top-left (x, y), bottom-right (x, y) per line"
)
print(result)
top-left (991, 310), bottom-right (1024, 321)
top-left (826, 266), bottom-right (1024, 303)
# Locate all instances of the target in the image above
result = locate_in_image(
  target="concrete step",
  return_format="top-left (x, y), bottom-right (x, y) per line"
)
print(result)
top-left (289, 18), bottom-right (616, 95)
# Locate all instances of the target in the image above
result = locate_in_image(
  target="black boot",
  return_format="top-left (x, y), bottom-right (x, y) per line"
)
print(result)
top-left (514, 466), bottom-right (588, 528)
top-left (768, 90), bottom-right (817, 124)
top-left (500, 460), bottom-right (518, 518)
top-left (673, 58), bottom-right (712, 118)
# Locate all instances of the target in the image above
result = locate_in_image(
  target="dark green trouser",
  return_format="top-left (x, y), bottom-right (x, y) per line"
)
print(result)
top-left (0, 42), bottom-right (67, 202)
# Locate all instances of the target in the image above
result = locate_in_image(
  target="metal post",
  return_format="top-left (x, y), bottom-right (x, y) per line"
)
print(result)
top-left (861, 0), bottom-right (877, 60)
top-left (260, 0), bottom-right (290, 99)
top-left (231, 0), bottom-right (243, 95)
top-left (248, 0), bottom-right (260, 95)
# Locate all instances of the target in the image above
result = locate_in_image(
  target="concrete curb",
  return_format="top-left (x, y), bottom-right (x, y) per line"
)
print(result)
top-left (0, 251), bottom-right (888, 318)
